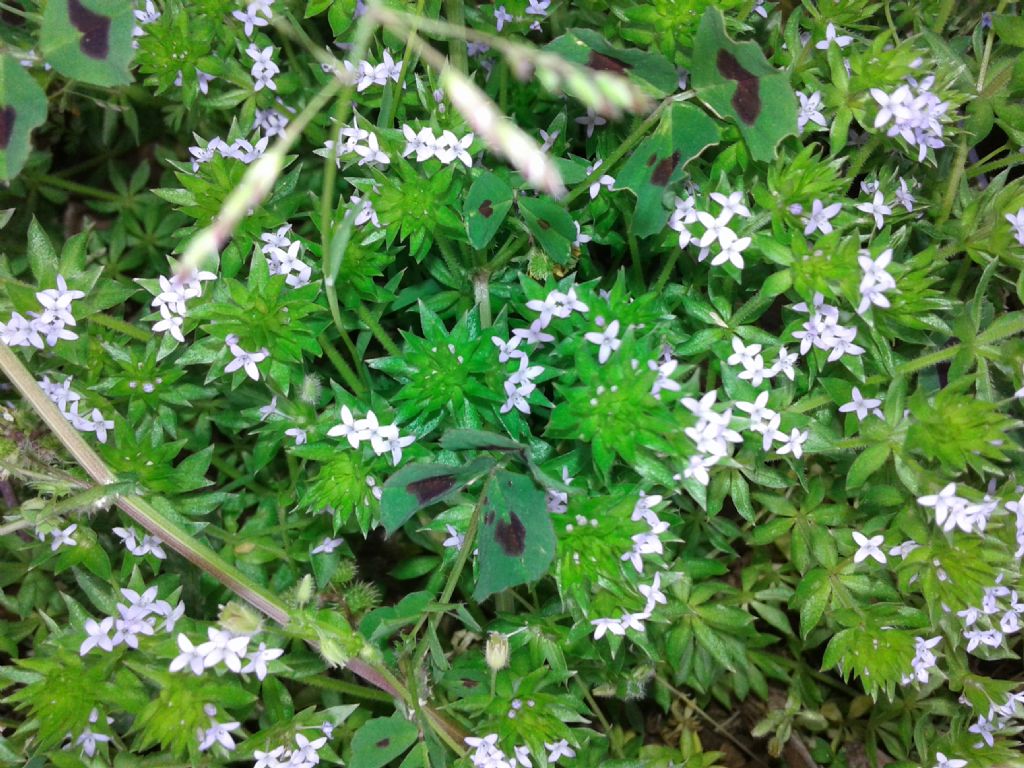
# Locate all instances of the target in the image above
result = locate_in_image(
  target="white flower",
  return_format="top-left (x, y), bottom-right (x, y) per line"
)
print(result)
top-left (639, 572), bottom-right (667, 612)
top-left (285, 427), bottom-right (308, 445)
top-left (525, 0), bottom-right (550, 15)
top-left (586, 160), bottom-right (615, 199)
top-left (797, 91), bottom-right (827, 132)
top-left (584, 320), bottom-right (621, 364)
top-left (711, 228), bottom-right (750, 269)
top-left (492, 335), bottom-right (525, 363)
top-left (51, 523), bottom-right (78, 551)
top-left (591, 617), bottom-right (626, 639)
top-left (197, 628), bottom-right (251, 673)
top-left (232, 6), bottom-right (269, 37)
top-left (241, 642), bottom-right (284, 681)
top-left (494, 5), bottom-right (513, 31)
top-left (575, 108), bottom-right (607, 138)
top-left (803, 199), bottom-right (841, 235)
top-left (1006, 207), bottom-right (1024, 246)
top-left (839, 387), bottom-right (882, 422)
top-left (852, 531), bottom-right (886, 564)
top-left (442, 524), bottom-right (465, 550)
top-left (259, 396), bottom-right (281, 422)
top-left (710, 190), bottom-right (751, 221)
top-left (354, 132), bottom-right (390, 166)
top-left (436, 130), bottom-right (474, 167)
top-left (225, 343), bottom-right (269, 381)
top-left (545, 739), bottom-right (576, 763)
top-left (856, 190), bottom-right (892, 230)
top-left (512, 320), bottom-right (555, 346)
top-left (198, 716), bottom-right (241, 753)
top-left (933, 753), bottom-right (967, 768)
top-left (815, 22), bottom-right (853, 49)
top-left (169, 633), bottom-right (207, 675)
top-left (80, 617), bottom-right (115, 655)
top-left (775, 428), bottom-right (808, 459)
top-left (313, 537), bottom-right (344, 555)
top-left (696, 210), bottom-right (731, 247)
top-left (327, 405), bottom-right (363, 449)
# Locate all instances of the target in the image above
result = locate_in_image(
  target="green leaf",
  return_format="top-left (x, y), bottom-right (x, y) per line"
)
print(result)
top-left (518, 196), bottom-right (575, 265)
top-left (691, 7), bottom-right (797, 162)
top-left (544, 28), bottom-right (679, 96)
top-left (846, 444), bottom-right (890, 490)
top-left (349, 714), bottom-right (418, 768)
top-left (0, 56), bottom-right (48, 182)
top-left (994, 14), bottom-right (1024, 48)
top-left (380, 458), bottom-right (494, 535)
top-left (617, 103), bottom-right (720, 237)
top-left (795, 569), bottom-right (831, 639)
top-left (465, 172), bottom-right (513, 249)
top-left (27, 217), bottom-right (59, 286)
top-left (439, 428), bottom-right (525, 452)
top-left (40, 0), bottom-right (135, 87)
top-left (473, 471), bottom-right (556, 601)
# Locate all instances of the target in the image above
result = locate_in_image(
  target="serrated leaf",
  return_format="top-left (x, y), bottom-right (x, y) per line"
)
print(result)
top-left (691, 7), bottom-right (797, 162)
top-left (617, 103), bottom-right (720, 237)
top-left (41, 0), bottom-right (135, 87)
top-left (380, 458), bottom-right (494, 535)
top-left (465, 172), bottom-right (513, 249)
top-left (473, 471), bottom-right (556, 601)
top-left (349, 714), bottom-right (418, 768)
top-left (518, 196), bottom-right (575, 265)
top-left (0, 56), bottom-right (48, 182)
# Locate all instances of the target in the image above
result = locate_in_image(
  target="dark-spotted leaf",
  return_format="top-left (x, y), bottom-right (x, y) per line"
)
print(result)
top-left (41, 0), bottom-right (135, 87)
top-left (691, 7), bottom-right (797, 162)
top-left (439, 428), bottom-right (525, 452)
top-left (545, 28), bottom-right (678, 96)
top-left (0, 56), bottom-right (48, 182)
top-left (473, 471), bottom-right (556, 601)
top-left (518, 196), bottom-right (575, 265)
top-left (349, 714), bottom-right (418, 768)
top-left (617, 103), bottom-right (720, 237)
top-left (465, 171), bottom-right (513, 249)
top-left (380, 457), bottom-right (494, 535)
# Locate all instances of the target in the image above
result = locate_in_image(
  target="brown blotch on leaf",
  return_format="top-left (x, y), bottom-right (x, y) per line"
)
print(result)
top-left (68, 0), bottom-right (111, 60)
top-left (715, 50), bottom-right (761, 125)
top-left (405, 474), bottom-right (457, 505)
top-left (645, 154), bottom-right (657, 167)
top-left (462, 677), bottom-right (479, 688)
top-left (494, 512), bottom-right (527, 557)
top-left (537, 219), bottom-right (550, 231)
top-left (0, 107), bottom-right (15, 150)
top-left (588, 51), bottom-right (630, 76)
top-left (650, 151), bottom-right (681, 186)
top-left (478, 199), bottom-right (494, 218)
top-left (376, 739), bottom-right (390, 749)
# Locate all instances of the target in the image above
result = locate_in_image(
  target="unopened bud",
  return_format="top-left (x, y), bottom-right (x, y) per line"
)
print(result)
top-left (485, 632), bottom-right (509, 672)
top-left (218, 602), bottom-right (263, 635)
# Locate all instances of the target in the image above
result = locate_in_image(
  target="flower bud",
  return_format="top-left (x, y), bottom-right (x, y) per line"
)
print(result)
top-left (485, 632), bottom-right (510, 672)
top-left (218, 601), bottom-right (263, 635)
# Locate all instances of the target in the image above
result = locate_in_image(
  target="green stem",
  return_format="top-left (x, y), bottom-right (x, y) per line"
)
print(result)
top-left (444, 0), bottom-right (468, 72)
top-left (357, 304), bottom-right (401, 357)
top-left (294, 673), bottom-right (395, 703)
top-left (318, 333), bottom-right (368, 395)
top-left (473, 272), bottom-right (492, 327)
top-left (937, 133), bottom-right (969, 227)
top-left (32, 174), bottom-right (121, 202)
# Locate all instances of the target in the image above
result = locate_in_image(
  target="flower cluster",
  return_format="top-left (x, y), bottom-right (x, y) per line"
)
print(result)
top-left (246, 43), bottom-right (280, 92)
top-left (189, 134), bottom-right (269, 170)
top-left (253, 730), bottom-right (331, 768)
top-left (319, 124), bottom-right (390, 167)
top-left (856, 248), bottom-right (897, 314)
top-left (401, 125), bottom-right (475, 167)
top-left (670, 190), bottom-right (752, 270)
top-left (327, 405), bottom-right (415, 465)
top-left (260, 224), bottom-right (313, 287)
top-left (171, 627), bottom-right (283, 681)
top-left (0, 275), bottom-right (85, 349)
top-left (112, 526), bottom-right (167, 559)
top-left (149, 267), bottom-right (217, 344)
top-left (870, 75), bottom-right (949, 161)
top-left (79, 586), bottom-right (184, 655)
top-left (465, 733), bottom-right (572, 767)
top-left (589, 494), bottom-right (668, 640)
top-left (791, 293), bottom-right (865, 362)
top-left (38, 375), bottom-right (114, 443)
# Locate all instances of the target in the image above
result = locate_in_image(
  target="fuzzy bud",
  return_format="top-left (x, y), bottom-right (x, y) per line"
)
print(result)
top-left (218, 602), bottom-right (264, 635)
top-left (485, 632), bottom-right (510, 672)
top-left (299, 373), bottom-right (323, 406)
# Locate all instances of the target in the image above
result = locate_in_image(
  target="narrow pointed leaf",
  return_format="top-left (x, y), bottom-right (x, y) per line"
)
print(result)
top-left (617, 103), bottom-right (720, 237)
top-left (691, 7), bottom-right (797, 162)
top-left (473, 470), bottom-right (556, 601)
top-left (439, 428), bottom-right (525, 452)
top-left (0, 56), bottom-right (48, 182)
